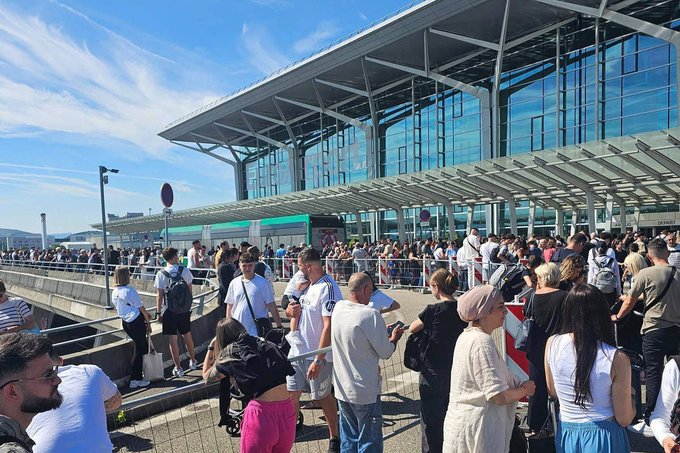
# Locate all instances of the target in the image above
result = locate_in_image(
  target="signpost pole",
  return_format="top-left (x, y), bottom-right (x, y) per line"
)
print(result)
top-left (164, 212), bottom-right (169, 248)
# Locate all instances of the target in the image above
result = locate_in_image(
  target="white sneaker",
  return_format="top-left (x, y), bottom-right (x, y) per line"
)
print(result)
top-left (626, 420), bottom-right (654, 437)
top-left (129, 379), bottom-right (150, 389)
top-left (188, 360), bottom-right (199, 371)
top-left (172, 367), bottom-right (184, 378)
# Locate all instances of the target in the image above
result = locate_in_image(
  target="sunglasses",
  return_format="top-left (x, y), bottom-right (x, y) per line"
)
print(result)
top-left (0, 365), bottom-right (59, 389)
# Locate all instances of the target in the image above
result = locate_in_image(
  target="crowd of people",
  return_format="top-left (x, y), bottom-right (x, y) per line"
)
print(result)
top-left (1, 227), bottom-right (680, 452)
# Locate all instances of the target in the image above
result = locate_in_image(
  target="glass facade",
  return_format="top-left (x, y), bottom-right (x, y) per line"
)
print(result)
top-left (242, 16), bottom-right (679, 238)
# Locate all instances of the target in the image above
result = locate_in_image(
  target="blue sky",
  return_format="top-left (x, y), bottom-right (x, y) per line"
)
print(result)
top-left (0, 0), bottom-right (402, 234)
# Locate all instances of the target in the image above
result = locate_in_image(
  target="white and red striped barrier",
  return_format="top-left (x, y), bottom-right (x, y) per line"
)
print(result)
top-left (504, 302), bottom-right (530, 385)
top-left (422, 259), bottom-right (432, 288)
top-left (377, 257), bottom-right (392, 285)
top-left (325, 257), bottom-right (335, 278)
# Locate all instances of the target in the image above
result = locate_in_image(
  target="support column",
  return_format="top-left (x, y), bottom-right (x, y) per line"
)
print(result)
top-left (485, 204), bottom-right (493, 235)
top-left (605, 198), bottom-right (614, 232)
top-left (233, 161), bottom-right (246, 200)
top-left (619, 199), bottom-right (627, 232)
top-left (508, 198), bottom-right (518, 236)
top-left (447, 205), bottom-right (456, 240)
top-left (555, 207), bottom-right (563, 237)
top-left (633, 206), bottom-right (641, 232)
top-left (467, 205), bottom-right (475, 234)
top-left (528, 199), bottom-right (536, 236)
top-left (369, 212), bottom-right (377, 243)
top-left (570, 208), bottom-right (579, 237)
top-left (355, 212), bottom-right (364, 243)
top-left (396, 209), bottom-right (407, 244)
top-left (412, 209), bottom-right (417, 242)
top-left (435, 206), bottom-right (441, 240)
top-left (586, 191), bottom-right (596, 234)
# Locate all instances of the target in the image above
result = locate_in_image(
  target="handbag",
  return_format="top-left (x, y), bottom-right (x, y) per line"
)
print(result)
top-left (13, 299), bottom-right (41, 335)
top-left (142, 336), bottom-right (164, 382)
top-left (241, 279), bottom-right (272, 338)
top-left (514, 290), bottom-right (535, 353)
top-left (509, 416), bottom-right (528, 453)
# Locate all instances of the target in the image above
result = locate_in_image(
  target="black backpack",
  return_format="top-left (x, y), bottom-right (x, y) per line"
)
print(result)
top-left (0, 435), bottom-right (31, 451)
top-left (489, 263), bottom-right (527, 302)
top-left (161, 266), bottom-right (193, 314)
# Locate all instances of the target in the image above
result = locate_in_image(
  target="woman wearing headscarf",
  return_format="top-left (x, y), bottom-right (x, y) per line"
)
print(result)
top-left (442, 285), bottom-right (536, 452)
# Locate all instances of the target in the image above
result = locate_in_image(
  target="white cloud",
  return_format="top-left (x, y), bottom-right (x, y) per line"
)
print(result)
top-left (358, 11), bottom-right (368, 21)
top-left (0, 3), bottom-right (222, 156)
top-left (0, 172), bottom-right (141, 199)
top-left (240, 23), bottom-right (290, 75)
top-left (293, 21), bottom-right (340, 54)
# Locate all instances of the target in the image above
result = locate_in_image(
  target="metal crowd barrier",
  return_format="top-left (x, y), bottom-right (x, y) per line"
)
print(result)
top-left (109, 340), bottom-right (420, 453)
top-left (48, 289), bottom-right (220, 349)
top-left (0, 259), bottom-right (216, 287)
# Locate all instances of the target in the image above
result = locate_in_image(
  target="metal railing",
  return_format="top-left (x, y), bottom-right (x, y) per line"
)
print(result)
top-left (49, 288), bottom-right (220, 349)
top-left (109, 340), bottom-right (420, 452)
top-left (0, 259), bottom-right (217, 287)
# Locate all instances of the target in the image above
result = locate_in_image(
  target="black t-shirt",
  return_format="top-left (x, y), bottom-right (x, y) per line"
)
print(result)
top-left (551, 247), bottom-right (578, 264)
top-left (215, 335), bottom-right (294, 399)
top-left (217, 263), bottom-right (235, 290)
top-left (418, 301), bottom-right (467, 384)
top-left (527, 289), bottom-right (568, 363)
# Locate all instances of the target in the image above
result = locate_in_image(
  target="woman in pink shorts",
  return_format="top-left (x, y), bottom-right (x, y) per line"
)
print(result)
top-left (203, 319), bottom-right (296, 453)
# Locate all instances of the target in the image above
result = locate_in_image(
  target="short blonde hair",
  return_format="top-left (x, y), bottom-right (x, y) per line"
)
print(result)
top-left (623, 253), bottom-right (647, 276)
top-left (113, 266), bottom-right (131, 286)
top-left (535, 263), bottom-right (560, 288)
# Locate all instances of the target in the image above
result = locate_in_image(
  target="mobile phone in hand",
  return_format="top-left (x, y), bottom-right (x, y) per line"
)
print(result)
top-left (387, 321), bottom-right (404, 336)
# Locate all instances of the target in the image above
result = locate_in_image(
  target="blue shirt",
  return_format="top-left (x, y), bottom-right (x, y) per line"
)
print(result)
top-left (275, 248), bottom-right (286, 258)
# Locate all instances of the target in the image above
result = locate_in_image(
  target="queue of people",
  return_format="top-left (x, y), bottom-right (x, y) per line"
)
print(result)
top-left (2, 226), bottom-right (680, 453)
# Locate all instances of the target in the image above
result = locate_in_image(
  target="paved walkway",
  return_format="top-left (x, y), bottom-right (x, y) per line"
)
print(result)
top-left (112, 282), bottom-right (662, 452)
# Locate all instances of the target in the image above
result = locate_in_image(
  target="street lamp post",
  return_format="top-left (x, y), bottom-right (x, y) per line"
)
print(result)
top-left (99, 165), bottom-right (119, 310)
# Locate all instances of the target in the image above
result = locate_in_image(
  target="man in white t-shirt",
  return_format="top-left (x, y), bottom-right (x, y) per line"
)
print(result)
top-left (225, 252), bottom-right (282, 337)
top-left (352, 243), bottom-right (369, 273)
top-left (331, 272), bottom-right (404, 453)
top-left (479, 234), bottom-right (500, 283)
top-left (154, 247), bottom-right (198, 377)
top-left (458, 228), bottom-right (481, 291)
top-left (285, 247), bottom-right (341, 452)
top-left (27, 354), bottom-right (121, 453)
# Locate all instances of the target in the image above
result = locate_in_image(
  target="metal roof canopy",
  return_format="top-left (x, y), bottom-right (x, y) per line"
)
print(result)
top-left (157, 0), bottom-right (679, 161)
top-left (97, 128), bottom-right (680, 234)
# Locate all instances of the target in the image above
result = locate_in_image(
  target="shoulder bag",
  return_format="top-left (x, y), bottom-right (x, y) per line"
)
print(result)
top-left (403, 305), bottom-right (435, 372)
top-left (241, 279), bottom-right (272, 337)
top-left (643, 266), bottom-right (677, 315)
top-left (514, 290), bottom-right (535, 353)
top-left (142, 335), bottom-right (164, 382)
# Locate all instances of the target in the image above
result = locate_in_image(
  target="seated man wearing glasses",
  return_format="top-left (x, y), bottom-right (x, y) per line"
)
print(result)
top-left (27, 350), bottom-right (121, 453)
top-left (0, 333), bottom-right (62, 453)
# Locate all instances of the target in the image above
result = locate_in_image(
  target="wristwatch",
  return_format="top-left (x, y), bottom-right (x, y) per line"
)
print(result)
top-left (313, 358), bottom-right (327, 366)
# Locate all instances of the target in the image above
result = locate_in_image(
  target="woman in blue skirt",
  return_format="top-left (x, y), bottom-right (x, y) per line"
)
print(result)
top-left (545, 284), bottom-right (635, 452)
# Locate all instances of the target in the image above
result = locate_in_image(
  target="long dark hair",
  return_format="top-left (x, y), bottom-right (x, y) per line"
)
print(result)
top-left (215, 318), bottom-right (248, 353)
top-left (559, 284), bottom-right (616, 409)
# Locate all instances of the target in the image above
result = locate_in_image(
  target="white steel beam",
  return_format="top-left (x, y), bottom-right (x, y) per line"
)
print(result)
top-left (171, 139), bottom-right (234, 165)
top-left (492, 0), bottom-right (511, 158)
top-left (214, 121), bottom-right (293, 152)
top-left (274, 95), bottom-right (369, 131)
top-left (240, 109), bottom-right (285, 127)
top-left (429, 28), bottom-right (500, 51)
top-left (314, 78), bottom-right (369, 97)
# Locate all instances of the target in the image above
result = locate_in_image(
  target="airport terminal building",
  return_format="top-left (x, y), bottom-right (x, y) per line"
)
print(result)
top-left (105, 0), bottom-right (680, 244)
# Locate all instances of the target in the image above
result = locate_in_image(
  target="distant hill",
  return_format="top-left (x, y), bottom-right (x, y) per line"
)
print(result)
top-left (0, 228), bottom-right (37, 237)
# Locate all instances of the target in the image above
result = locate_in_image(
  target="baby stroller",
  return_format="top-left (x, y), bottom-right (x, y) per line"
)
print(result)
top-left (219, 328), bottom-right (303, 436)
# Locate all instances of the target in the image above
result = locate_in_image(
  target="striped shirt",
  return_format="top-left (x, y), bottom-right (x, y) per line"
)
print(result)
top-left (0, 298), bottom-right (31, 332)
